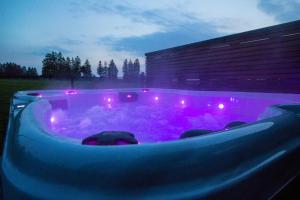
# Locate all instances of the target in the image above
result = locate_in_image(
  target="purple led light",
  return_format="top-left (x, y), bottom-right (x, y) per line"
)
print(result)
top-left (142, 88), bottom-right (149, 92)
top-left (218, 103), bottom-right (225, 109)
top-left (127, 94), bottom-right (132, 98)
top-left (155, 96), bottom-right (159, 101)
top-left (107, 98), bottom-right (111, 102)
top-left (50, 116), bottom-right (56, 123)
top-left (181, 100), bottom-right (185, 105)
top-left (65, 90), bottom-right (77, 95)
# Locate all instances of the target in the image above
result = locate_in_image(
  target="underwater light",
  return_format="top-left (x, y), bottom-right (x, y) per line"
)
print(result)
top-left (218, 103), bottom-right (225, 109)
top-left (50, 116), bottom-right (56, 123)
top-left (65, 90), bottom-right (77, 95)
top-left (15, 104), bottom-right (26, 109)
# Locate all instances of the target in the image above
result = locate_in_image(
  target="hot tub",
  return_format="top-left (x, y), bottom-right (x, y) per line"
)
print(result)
top-left (2, 88), bottom-right (300, 199)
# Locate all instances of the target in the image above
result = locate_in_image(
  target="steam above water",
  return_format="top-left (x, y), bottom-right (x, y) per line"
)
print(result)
top-left (50, 104), bottom-right (229, 143)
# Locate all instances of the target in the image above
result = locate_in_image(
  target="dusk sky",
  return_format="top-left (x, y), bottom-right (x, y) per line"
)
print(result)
top-left (0, 0), bottom-right (299, 75)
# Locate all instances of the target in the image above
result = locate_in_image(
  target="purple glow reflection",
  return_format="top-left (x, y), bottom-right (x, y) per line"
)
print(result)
top-left (218, 103), bottom-right (225, 109)
top-left (85, 140), bottom-right (98, 145)
top-left (65, 90), bottom-right (77, 95)
top-left (115, 140), bottom-right (131, 145)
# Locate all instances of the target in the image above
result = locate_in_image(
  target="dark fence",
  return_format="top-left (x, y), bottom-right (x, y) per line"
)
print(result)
top-left (145, 20), bottom-right (300, 93)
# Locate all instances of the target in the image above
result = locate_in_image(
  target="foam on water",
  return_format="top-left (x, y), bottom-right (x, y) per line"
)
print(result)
top-left (50, 103), bottom-right (231, 143)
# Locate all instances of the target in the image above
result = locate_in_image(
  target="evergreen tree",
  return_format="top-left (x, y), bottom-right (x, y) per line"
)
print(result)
top-left (41, 51), bottom-right (68, 78)
top-left (26, 67), bottom-right (38, 78)
top-left (71, 56), bottom-right (81, 78)
top-left (97, 60), bottom-right (106, 79)
top-left (42, 52), bottom-right (57, 78)
top-left (31, 67), bottom-right (38, 77)
top-left (0, 64), bottom-right (4, 77)
top-left (122, 59), bottom-right (128, 80)
top-left (82, 59), bottom-right (92, 78)
top-left (0, 62), bottom-right (38, 78)
top-left (133, 58), bottom-right (140, 79)
top-left (21, 66), bottom-right (27, 77)
top-left (65, 57), bottom-right (71, 79)
top-left (103, 61), bottom-right (108, 79)
top-left (56, 52), bottom-right (67, 79)
top-left (108, 59), bottom-right (118, 80)
top-left (128, 59), bottom-right (134, 80)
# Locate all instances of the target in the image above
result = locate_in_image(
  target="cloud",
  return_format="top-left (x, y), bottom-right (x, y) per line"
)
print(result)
top-left (258, 0), bottom-right (300, 22)
top-left (99, 22), bottom-right (220, 54)
top-left (31, 46), bottom-right (72, 56)
top-left (2, 0), bottom-right (299, 76)
top-left (58, 38), bottom-right (83, 46)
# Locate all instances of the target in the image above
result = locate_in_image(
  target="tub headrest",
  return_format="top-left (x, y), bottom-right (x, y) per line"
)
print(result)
top-left (225, 121), bottom-right (247, 129)
top-left (179, 129), bottom-right (212, 139)
top-left (82, 131), bottom-right (138, 146)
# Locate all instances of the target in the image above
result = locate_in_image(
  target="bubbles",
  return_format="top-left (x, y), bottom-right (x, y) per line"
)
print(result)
top-left (79, 118), bottom-right (92, 128)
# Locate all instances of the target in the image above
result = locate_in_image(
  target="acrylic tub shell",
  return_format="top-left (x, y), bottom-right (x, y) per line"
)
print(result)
top-left (1, 89), bottom-right (300, 199)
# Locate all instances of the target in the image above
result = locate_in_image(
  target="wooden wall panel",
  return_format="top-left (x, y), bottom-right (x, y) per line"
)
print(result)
top-left (145, 20), bottom-right (300, 93)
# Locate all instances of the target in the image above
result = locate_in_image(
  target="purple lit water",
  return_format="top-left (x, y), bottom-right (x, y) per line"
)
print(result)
top-left (46, 91), bottom-right (300, 143)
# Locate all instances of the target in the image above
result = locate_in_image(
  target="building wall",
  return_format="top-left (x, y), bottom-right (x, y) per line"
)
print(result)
top-left (145, 20), bottom-right (300, 93)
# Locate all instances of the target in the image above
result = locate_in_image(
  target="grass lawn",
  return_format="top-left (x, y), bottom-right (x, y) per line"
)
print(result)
top-left (0, 78), bottom-right (141, 152)
top-left (0, 79), bottom-right (71, 151)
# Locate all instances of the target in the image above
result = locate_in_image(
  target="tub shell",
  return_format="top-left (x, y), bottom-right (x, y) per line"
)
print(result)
top-left (1, 89), bottom-right (300, 199)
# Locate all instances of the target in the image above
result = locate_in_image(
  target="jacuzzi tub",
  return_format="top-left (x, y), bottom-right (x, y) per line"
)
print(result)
top-left (2, 88), bottom-right (300, 199)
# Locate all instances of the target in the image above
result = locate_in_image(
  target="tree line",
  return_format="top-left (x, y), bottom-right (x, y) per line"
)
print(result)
top-left (42, 51), bottom-right (144, 81)
top-left (42, 52), bottom-right (93, 79)
top-left (0, 51), bottom-right (145, 81)
top-left (0, 62), bottom-right (38, 78)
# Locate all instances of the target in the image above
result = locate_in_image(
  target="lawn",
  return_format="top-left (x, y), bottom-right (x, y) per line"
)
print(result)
top-left (0, 78), bottom-right (141, 152)
top-left (0, 79), bottom-right (71, 151)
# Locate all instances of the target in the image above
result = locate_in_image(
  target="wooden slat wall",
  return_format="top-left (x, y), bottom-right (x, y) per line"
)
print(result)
top-left (145, 20), bottom-right (300, 93)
